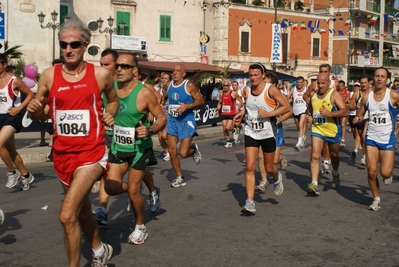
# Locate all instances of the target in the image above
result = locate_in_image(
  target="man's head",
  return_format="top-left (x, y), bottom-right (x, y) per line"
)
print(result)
top-left (392, 79), bottom-right (399, 89)
top-left (296, 76), bottom-right (304, 89)
top-left (316, 73), bottom-right (330, 92)
top-left (319, 64), bottom-right (331, 75)
top-left (5, 65), bottom-right (16, 74)
top-left (338, 80), bottom-right (346, 91)
top-left (58, 19), bottom-right (91, 63)
top-left (172, 64), bottom-right (186, 83)
top-left (265, 71), bottom-right (279, 86)
top-left (115, 53), bottom-right (137, 84)
top-left (222, 79), bottom-right (231, 92)
top-left (161, 72), bottom-right (172, 87)
top-left (100, 49), bottom-right (118, 77)
top-left (0, 54), bottom-right (8, 74)
top-left (373, 67), bottom-right (390, 90)
top-left (359, 75), bottom-right (370, 91)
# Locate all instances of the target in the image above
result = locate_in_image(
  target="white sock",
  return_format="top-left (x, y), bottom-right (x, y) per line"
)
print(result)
top-left (135, 224), bottom-right (145, 230)
top-left (93, 243), bottom-right (104, 257)
top-left (374, 196), bottom-right (381, 202)
top-left (312, 181), bottom-right (318, 186)
top-left (333, 170), bottom-right (339, 176)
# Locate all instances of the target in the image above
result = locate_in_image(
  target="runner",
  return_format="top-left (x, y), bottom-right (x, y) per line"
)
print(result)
top-left (353, 67), bottom-right (399, 211)
top-left (27, 19), bottom-right (118, 266)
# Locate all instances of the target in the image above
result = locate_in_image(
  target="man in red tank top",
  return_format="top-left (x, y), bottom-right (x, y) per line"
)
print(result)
top-left (27, 20), bottom-right (119, 267)
top-left (216, 79), bottom-right (242, 147)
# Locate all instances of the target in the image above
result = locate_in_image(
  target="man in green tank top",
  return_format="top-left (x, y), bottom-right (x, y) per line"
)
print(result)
top-left (105, 53), bottom-right (167, 245)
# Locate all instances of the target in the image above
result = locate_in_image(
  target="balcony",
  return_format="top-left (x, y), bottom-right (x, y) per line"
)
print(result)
top-left (351, 27), bottom-right (399, 44)
top-left (383, 58), bottom-right (399, 67)
top-left (359, 1), bottom-right (379, 13)
top-left (352, 55), bottom-right (379, 68)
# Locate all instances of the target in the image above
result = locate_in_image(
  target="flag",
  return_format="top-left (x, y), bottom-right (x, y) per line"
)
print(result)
top-left (365, 32), bottom-right (370, 36)
top-left (319, 28), bottom-right (326, 34)
top-left (369, 14), bottom-right (378, 23)
top-left (313, 20), bottom-right (320, 29)
top-left (308, 20), bottom-right (312, 28)
top-left (345, 17), bottom-right (351, 26)
top-left (394, 12), bottom-right (398, 22)
top-left (392, 35), bottom-right (397, 39)
top-left (338, 30), bottom-right (344, 36)
top-left (325, 19), bottom-right (330, 23)
top-left (332, 18), bottom-right (337, 22)
top-left (292, 21), bottom-right (298, 30)
top-left (384, 14), bottom-right (388, 22)
top-left (381, 33), bottom-right (386, 38)
top-left (329, 29), bottom-right (335, 33)
top-left (300, 21), bottom-right (306, 30)
top-left (281, 21), bottom-right (288, 28)
top-left (338, 18), bottom-right (343, 21)
top-left (309, 27), bottom-right (314, 33)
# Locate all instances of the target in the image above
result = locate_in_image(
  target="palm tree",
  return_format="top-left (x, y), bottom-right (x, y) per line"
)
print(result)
top-left (4, 41), bottom-right (24, 61)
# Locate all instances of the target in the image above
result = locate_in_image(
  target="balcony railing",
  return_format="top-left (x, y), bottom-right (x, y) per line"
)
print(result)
top-left (350, 27), bottom-right (399, 44)
top-left (352, 55), bottom-right (379, 67)
top-left (366, 2), bottom-right (380, 13)
top-left (383, 58), bottom-right (399, 67)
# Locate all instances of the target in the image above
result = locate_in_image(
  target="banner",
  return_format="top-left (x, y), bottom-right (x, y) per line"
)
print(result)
top-left (270, 23), bottom-right (282, 63)
top-left (193, 101), bottom-right (221, 126)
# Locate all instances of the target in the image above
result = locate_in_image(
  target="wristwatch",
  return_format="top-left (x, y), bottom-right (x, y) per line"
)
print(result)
top-left (189, 103), bottom-right (193, 109)
top-left (147, 128), bottom-right (154, 136)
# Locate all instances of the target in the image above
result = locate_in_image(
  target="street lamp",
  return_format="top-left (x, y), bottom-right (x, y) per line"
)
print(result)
top-left (97, 16), bottom-right (125, 48)
top-left (38, 10), bottom-right (70, 60)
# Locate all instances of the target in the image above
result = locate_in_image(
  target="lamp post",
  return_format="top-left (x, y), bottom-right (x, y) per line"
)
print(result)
top-left (97, 16), bottom-right (125, 48)
top-left (37, 10), bottom-right (70, 60)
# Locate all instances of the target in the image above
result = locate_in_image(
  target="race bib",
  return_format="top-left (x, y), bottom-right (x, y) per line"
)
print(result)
top-left (249, 117), bottom-right (266, 131)
top-left (313, 112), bottom-right (327, 124)
top-left (222, 105), bottom-right (231, 113)
top-left (370, 113), bottom-right (387, 124)
top-left (295, 98), bottom-right (304, 104)
top-left (56, 110), bottom-right (89, 136)
top-left (113, 125), bottom-right (135, 145)
top-left (168, 104), bottom-right (180, 117)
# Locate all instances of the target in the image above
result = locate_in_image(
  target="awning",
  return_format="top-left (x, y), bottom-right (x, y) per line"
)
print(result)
top-left (138, 61), bottom-right (243, 74)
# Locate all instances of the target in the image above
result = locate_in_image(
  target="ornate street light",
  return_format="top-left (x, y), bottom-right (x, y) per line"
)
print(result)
top-left (97, 16), bottom-right (126, 48)
top-left (37, 10), bottom-right (70, 60)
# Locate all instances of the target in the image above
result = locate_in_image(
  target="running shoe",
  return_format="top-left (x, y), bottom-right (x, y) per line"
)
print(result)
top-left (91, 181), bottom-right (100, 194)
top-left (0, 209), bottom-right (4, 225)
top-left (368, 199), bottom-right (381, 211)
top-left (171, 176), bottom-right (186, 188)
top-left (322, 160), bottom-right (331, 174)
top-left (224, 141), bottom-right (233, 148)
top-left (273, 172), bottom-right (284, 196)
top-left (241, 199), bottom-right (256, 215)
top-left (126, 200), bottom-right (131, 212)
top-left (128, 227), bottom-right (148, 245)
top-left (351, 150), bottom-right (357, 159)
top-left (339, 140), bottom-right (346, 147)
top-left (191, 143), bottom-right (202, 164)
top-left (280, 155), bottom-right (288, 170)
top-left (332, 173), bottom-right (340, 189)
top-left (20, 173), bottom-right (34, 191)
top-left (360, 155), bottom-right (366, 166)
top-left (5, 170), bottom-right (21, 189)
top-left (256, 179), bottom-right (269, 191)
top-left (93, 207), bottom-right (108, 229)
top-left (232, 139), bottom-right (241, 145)
top-left (91, 243), bottom-right (113, 267)
top-left (307, 183), bottom-right (320, 196)
top-left (163, 153), bottom-right (170, 161)
top-left (383, 176), bottom-right (393, 185)
top-left (301, 135), bottom-right (306, 147)
top-left (295, 143), bottom-right (301, 150)
top-left (149, 186), bottom-right (161, 213)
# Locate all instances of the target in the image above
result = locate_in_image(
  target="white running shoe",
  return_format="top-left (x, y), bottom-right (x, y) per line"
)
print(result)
top-left (128, 227), bottom-right (148, 245)
top-left (224, 141), bottom-right (233, 148)
top-left (91, 181), bottom-right (100, 194)
top-left (191, 143), bottom-right (202, 164)
top-left (368, 199), bottom-right (381, 211)
top-left (5, 170), bottom-right (21, 189)
top-left (171, 176), bottom-right (186, 188)
top-left (273, 172), bottom-right (284, 196)
top-left (360, 155), bottom-right (366, 166)
top-left (256, 179), bottom-right (269, 191)
top-left (383, 176), bottom-right (393, 185)
top-left (91, 243), bottom-right (113, 266)
top-left (241, 199), bottom-right (256, 215)
top-left (321, 159), bottom-right (331, 174)
top-left (20, 173), bottom-right (34, 191)
top-left (163, 153), bottom-right (170, 161)
top-left (280, 155), bottom-right (288, 170)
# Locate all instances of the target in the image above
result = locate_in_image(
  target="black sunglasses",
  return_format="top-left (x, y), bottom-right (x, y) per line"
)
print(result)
top-left (115, 63), bottom-right (135, 70)
top-left (59, 41), bottom-right (85, 49)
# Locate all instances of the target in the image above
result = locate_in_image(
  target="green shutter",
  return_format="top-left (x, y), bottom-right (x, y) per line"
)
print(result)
top-left (160, 15), bottom-right (171, 41)
top-left (60, 5), bottom-right (68, 24)
top-left (116, 11), bottom-right (130, 36)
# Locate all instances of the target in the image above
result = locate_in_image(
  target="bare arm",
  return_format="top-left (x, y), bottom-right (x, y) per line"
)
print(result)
top-left (27, 67), bottom-right (53, 121)
top-left (319, 91), bottom-right (348, 118)
top-left (276, 106), bottom-right (293, 125)
top-left (97, 67), bottom-right (119, 126)
top-left (8, 78), bottom-right (34, 116)
top-left (348, 89), bottom-right (359, 111)
top-left (178, 81), bottom-right (204, 113)
top-left (352, 93), bottom-right (369, 124)
top-left (258, 85), bottom-right (290, 118)
top-left (303, 83), bottom-right (315, 104)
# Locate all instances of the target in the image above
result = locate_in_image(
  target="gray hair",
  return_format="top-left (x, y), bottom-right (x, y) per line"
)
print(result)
top-left (58, 19), bottom-right (92, 43)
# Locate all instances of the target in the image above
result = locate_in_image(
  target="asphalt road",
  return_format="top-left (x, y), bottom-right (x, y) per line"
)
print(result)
top-left (1, 124), bottom-right (399, 267)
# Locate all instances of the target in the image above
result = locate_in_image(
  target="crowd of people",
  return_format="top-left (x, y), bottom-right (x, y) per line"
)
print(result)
top-left (0, 18), bottom-right (398, 266)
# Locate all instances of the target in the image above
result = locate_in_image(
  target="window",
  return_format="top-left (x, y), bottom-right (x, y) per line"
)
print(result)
top-left (116, 11), bottom-right (130, 36)
top-left (159, 15), bottom-right (171, 42)
top-left (60, 5), bottom-right (68, 24)
top-left (241, 32), bottom-right (249, 53)
top-left (312, 38), bottom-right (320, 57)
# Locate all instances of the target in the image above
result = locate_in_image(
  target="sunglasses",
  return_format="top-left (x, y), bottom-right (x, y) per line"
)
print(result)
top-left (115, 63), bottom-right (135, 70)
top-left (223, 84), bottom-right (230, 87)
top-left (59, 41), bottom-right (85, 49)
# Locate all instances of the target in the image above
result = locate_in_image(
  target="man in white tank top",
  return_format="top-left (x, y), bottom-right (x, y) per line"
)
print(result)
top-left (353, 67), bottom-right (399, 211)
top-left (287, 76), bottom-right (307, 149)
